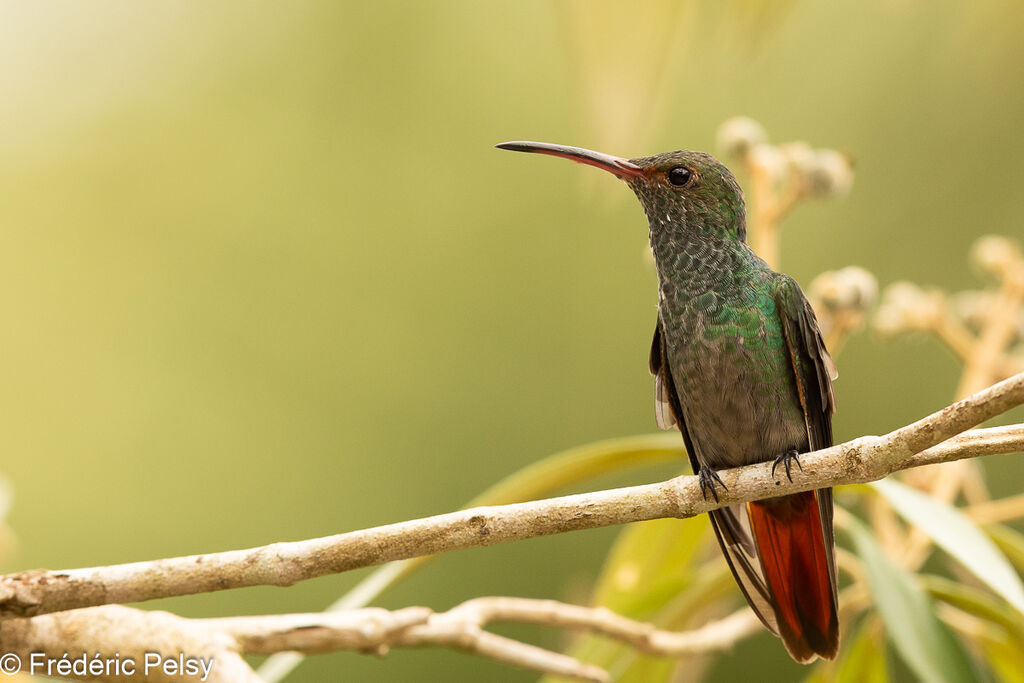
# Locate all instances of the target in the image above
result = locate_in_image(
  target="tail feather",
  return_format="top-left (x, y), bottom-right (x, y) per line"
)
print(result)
top-left (747, 490), bottom-right (839, 662)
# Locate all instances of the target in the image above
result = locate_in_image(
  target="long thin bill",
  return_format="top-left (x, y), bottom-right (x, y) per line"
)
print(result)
top-left (496, 141), bottom-right (643, 179)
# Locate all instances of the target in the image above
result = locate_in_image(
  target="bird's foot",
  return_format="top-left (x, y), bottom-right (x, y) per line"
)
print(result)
top-left (697, 466), bottom-right (727, 502)
top-left (771, 449), bottom-right (803, 482)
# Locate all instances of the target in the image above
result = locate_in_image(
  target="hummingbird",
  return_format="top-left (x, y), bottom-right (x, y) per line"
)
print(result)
top-left (497, 141), bottom-right (839, 662)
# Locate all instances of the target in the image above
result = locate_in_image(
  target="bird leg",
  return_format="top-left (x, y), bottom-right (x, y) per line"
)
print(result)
top-left (697, 465), bottom-right (728, 502)
top-left (771, 448), bottom-right (803, 482)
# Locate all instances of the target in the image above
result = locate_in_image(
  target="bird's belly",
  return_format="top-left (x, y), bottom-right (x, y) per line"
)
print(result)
top-left (676, 345), bottom-right (808, 469)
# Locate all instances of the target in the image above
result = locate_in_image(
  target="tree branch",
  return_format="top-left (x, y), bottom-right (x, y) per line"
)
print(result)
top-left (2, 372), bottom-right (1023, 621)
top-left (0, 598), bottom-right (766, 683)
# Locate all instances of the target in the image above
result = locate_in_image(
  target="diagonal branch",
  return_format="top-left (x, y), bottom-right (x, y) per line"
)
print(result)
top-left (2, 372), bottom-right (1023, 621)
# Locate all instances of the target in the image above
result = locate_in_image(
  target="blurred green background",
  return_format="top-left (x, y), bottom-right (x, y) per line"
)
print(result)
top-left (2, 1), bottom-right (1023, 681)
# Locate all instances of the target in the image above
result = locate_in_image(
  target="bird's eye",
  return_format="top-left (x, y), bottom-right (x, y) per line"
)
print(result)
top-left (667, 166), bottom-right (693, 187)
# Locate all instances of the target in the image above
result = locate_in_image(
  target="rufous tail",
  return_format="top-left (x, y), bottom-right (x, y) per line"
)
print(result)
top-left (747, 490), bottom-right (839, 662)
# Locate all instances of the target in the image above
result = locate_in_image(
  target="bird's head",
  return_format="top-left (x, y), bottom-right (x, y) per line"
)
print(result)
top-left (496, 141), bottom-right (747, 243)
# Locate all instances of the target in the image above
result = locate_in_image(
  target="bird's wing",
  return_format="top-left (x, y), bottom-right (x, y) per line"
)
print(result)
top-left (773, 274), bottom-right (839, 600)
top-left (649, 323), bottom-right (677, 430)
top-left (772, 275), bottom-right (837, 450)
top-left (649, 318), bottom-right (780, 634)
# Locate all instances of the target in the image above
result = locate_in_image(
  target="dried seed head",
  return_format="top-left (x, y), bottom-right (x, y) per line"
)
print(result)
top-left (779, 141), bottom-right (817, 178)
top-left (811, 266), bottom-right (878, 313)
top-left (874, 282), bottom-right (944, 334)
top-left (747, 143), bottom-right (787, 184)
top-left (805, 149), bottom-right (854, 199)
top-left (716, 116), bottom-right (768, 161)
top-left (949, 290), bottom-right (995, 330)
top-left (970, 235), bottom-right (1022, 279)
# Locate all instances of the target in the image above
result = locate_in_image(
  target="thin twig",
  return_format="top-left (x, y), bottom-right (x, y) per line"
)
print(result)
top-left (933, 307), bottom-right (979, 363)
top-left (747, 160), bottom-right (781, 270)
top-left (966, 491), bottom-right (1024, 525)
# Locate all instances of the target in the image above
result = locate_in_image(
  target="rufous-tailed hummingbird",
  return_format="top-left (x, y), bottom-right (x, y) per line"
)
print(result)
top-left (497, 140), bottom-right (839, 662)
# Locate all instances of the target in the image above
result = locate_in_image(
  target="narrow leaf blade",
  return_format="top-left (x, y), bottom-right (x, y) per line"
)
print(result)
top-left (836, 619), bottom-right (888, 683)
top-left (846, 514), bottom-right (977, 683)
top-left (872, 478), bottom-right (1024, 615)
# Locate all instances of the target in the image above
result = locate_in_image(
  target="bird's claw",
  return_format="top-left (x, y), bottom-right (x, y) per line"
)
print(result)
top-left (771, 449), bottom-right (803, 482)
top-left (698, 466), bottom-right (727, 502)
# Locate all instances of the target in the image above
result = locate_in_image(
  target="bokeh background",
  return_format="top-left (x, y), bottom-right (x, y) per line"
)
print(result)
top-left (2, 1), bottom-right (1023, 681)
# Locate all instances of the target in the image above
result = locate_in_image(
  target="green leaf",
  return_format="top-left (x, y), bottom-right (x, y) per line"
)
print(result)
top-left (872, 478), bottom-right (1024, 615)
top-left (467, 433), bottom-right (684, 507)
top-left (922, 574), bottom-right (1024, 644)
top-left (836, 619), bottom-right (888, 683)
top-left (616, 654), bottom-right (678, 683)
top-left (986, 523), bottom-right (1024, 574)
top-left (591, 516), bottom-right (710, 614)
top-left (805, 617), bottom-right (889, 683)
top-left (981, 635), bottom-right (1024, 683)
top-left (846, 513), bottom-right (977, 683)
